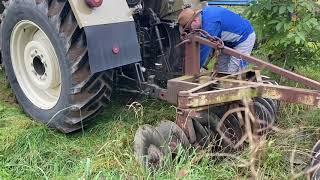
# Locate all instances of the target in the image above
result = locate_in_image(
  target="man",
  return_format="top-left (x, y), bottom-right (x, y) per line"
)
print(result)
top-left (178, 6), bottom-right (256, 73)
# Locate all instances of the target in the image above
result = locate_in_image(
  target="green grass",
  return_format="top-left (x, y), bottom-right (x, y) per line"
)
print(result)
top-left (1, 65), bottom-right (320, 179)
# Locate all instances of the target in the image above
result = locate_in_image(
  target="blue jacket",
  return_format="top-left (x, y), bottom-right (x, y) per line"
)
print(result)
top-left (200, 6), bottom-right (254, 66)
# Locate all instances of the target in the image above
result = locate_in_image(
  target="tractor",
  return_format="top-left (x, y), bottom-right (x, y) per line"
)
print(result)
top-left (0, 0), bottom-right (319, 169)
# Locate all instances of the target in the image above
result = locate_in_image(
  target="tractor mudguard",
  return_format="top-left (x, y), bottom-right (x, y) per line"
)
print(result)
top-left (68, 0), bottom-right (141, 73)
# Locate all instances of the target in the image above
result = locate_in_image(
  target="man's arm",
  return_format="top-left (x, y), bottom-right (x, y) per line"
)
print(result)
top-left (200, 21), bottom-right (221, 66)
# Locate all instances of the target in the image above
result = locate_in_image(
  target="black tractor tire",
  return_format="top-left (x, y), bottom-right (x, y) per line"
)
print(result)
top-left (0, 5), bottom-right (4, 15)
top-left (142, 0), bottom-right (162, 16)
top-left (166, 25), bottom-right (184, 73)
top-left (146, 23), bottom-right (184, 74)
top-left (1, 0), bottom-right (113, 133)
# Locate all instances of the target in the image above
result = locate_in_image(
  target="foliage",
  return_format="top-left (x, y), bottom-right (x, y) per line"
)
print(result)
top-left (245, 0), bottom-right (320, 67)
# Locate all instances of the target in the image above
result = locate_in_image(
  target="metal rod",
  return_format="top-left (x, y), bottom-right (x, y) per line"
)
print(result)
top-left (194, 36), bottom-right (320, 91)
top-left (184, 36), bottom-right (201, 76)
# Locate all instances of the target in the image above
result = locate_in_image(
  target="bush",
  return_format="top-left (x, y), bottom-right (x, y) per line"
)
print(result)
top-left (245, 0), bottom-right (320, 68)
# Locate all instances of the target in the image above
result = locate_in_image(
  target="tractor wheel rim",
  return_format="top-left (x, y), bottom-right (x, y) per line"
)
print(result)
top-left (10, 20), bottom-right (61, 109)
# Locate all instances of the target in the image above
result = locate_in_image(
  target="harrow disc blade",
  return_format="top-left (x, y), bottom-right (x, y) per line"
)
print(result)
top-left (262, 80), bottom-right (281, 109)
top-left (217, 113), bottom-right (243, 152)
top-left (264, 98), bottom-right (279, 115)
top-left (155, 120), bottom-right (190, 152)
top-left (134, 124), bottom-right (169, 169)
top-left (310, 140), bottom-right (320, 180)
top-left (196, 112), bottom-right (221, 147)
top-left (196, 107), bottom-right (244, 152)
top-left (253, 101), bottom-right (274, 134)
top-left (255, 98), bottom-right (276, 122)
top-left (192, 119), bottom-right (210, 147)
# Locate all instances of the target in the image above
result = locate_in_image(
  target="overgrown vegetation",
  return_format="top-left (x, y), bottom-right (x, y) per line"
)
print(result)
top-left (1, 2), bottom-right (320, 179)
top-left (245, 0), bottom-right (320, 67)
top-left (1, 69), bottom-right (320, 179)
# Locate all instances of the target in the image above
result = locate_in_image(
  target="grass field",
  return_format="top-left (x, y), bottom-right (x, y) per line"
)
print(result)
top-left (1, 64), bottom-right (320, 180)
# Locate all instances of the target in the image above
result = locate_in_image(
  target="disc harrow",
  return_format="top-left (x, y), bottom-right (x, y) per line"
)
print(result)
top-left (133, 29), bottom-right (320, 169)
top-left (309, 140), bottom-right (320, 179)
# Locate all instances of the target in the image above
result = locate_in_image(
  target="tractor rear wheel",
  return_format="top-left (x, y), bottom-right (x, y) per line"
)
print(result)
top-left (1, 0), bottom-right (113, 133)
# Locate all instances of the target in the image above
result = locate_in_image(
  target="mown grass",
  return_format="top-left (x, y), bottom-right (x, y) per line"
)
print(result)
top-left (0, 63), bottom-right (320, 179)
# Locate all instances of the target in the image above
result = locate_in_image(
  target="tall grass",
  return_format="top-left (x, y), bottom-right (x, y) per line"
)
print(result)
top-left (1, 63), bottom-right (320, 179)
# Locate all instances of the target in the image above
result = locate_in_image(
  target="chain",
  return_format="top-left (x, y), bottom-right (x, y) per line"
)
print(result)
top-left (179, 29), bottom-right (225, 50)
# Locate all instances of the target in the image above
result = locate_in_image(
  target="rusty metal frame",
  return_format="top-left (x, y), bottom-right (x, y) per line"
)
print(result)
top-left (178, 80), bottom-right (320, 108)
top-left (170, 33), bottom-right (320, 107)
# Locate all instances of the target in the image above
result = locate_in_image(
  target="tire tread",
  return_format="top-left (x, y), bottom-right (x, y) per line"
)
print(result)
top-left (4, 0), bottom-right (113, 133)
